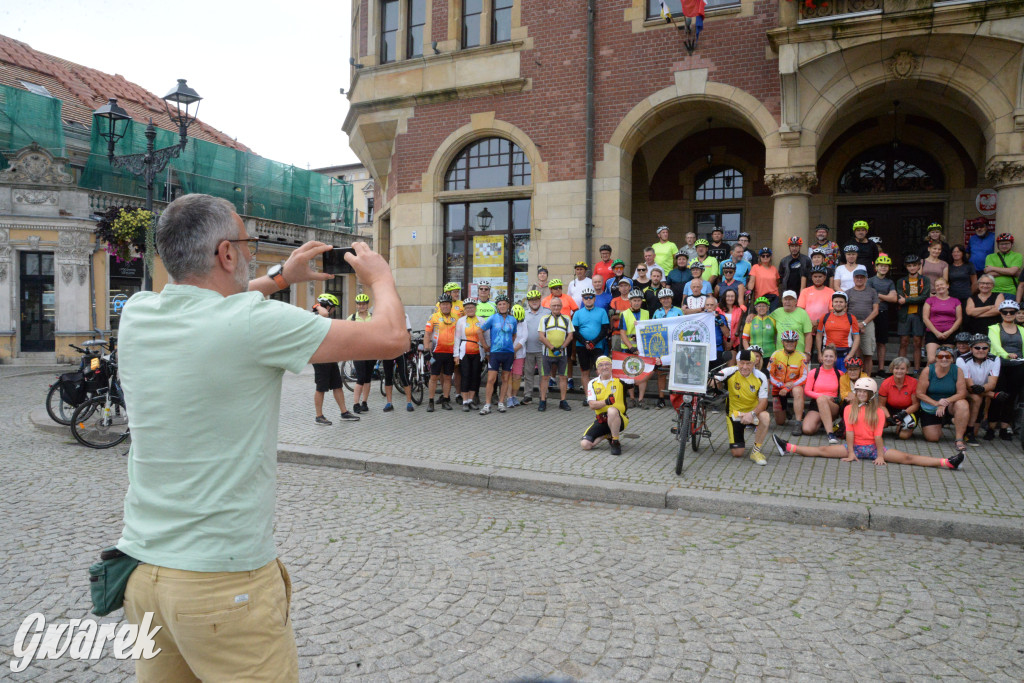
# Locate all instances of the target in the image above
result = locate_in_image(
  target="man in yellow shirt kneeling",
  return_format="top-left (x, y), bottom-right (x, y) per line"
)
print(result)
top-left (580, 356), bottom-right (629, 456)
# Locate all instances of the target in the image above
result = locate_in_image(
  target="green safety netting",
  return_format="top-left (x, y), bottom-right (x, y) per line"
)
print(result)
top-left (79, 118), bottom-right (176, 200)
top-left (0, 83), bottom-right (66, 168)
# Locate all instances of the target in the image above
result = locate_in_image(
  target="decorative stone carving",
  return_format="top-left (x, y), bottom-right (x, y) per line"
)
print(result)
top-left (0, 228), bottom-right (8, 284)
top-left (764, 171), bottom-right (818, 196)
top-left (986, 161), bottom-right (1024, 187)
top-left (13, 189), bottom-right (58, 205)
top-left (61, 263), bottom-right (74, 285)
top-left (885, 50), bottom-right (920, 81)
top-left (0, 143), bottom-right (73, 186)
top-left (28, 235), bottom-right (40, 250)
top-left (55, 230), bottom-right (93, 287)
top-left (77, 265), bottom-right (88, 285)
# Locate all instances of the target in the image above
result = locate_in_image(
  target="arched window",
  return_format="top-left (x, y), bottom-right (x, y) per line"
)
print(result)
top-left (695, 167), bottom-right (743, 201)
top-left (838, 145), bottom-right (944, 194)
top-left (443, 137), bottom-right (533, 298)
top-left (445, 137), bottom-right (531, 190)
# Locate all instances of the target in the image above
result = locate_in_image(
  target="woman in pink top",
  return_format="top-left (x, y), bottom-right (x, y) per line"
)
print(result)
top-left (922, 277), bottom-right (961, 363)
top-left (718, 289), bottom-right (746, 362)
top-left (921, 240), bottom-right (948, 283)
top-left (800, 346), bottom-right (846, 441)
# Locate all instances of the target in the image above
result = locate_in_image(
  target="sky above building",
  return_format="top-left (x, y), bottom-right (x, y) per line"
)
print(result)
top-left (3, 0), bottom-right (361, 170)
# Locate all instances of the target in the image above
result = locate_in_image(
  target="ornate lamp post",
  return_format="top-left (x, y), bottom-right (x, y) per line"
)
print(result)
top-left (476, 207), bottom-right (493, 230)
top-left (92, 80), bottom-right (202, 289)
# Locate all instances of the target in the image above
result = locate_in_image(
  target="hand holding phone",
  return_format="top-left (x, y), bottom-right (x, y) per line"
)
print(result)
top-left (322, 247), bottom-right (357, 274)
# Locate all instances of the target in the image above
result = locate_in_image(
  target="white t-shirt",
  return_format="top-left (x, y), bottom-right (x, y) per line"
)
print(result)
top-left (834, 265), bottom-right (858, 293)
top-left (956, 355), bottom-right (1000, 386)
top-left (117, 285), bottom-right (330, 572)
top-left (567, 277), bottom-right (595, 306)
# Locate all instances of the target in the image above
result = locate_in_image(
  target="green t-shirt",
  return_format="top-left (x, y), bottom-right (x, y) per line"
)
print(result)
top-left (651, 241), bottom-right (680, 274)
top-left (116, 285), bottom-right (331, 572)
top-left (769, 307), bottom-right (813, 352)
top-left (984, 251), bottom-right (1023, 294)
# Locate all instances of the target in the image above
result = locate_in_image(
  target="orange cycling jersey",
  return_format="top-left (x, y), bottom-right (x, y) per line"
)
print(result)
top-left (461, 316), bottom-right (482, 355)
top-left (425, 311), bottom-right (458, 353)
top-left (767, 349), bottom-right (808, 391)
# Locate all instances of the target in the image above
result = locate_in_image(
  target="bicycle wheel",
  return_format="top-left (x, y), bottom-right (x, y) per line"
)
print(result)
top-left (71, 395), bottom-right (130, 449)
top-left (407, 363), bottom-right (424, 405)
top-left (675, 403), bottom-right (691, 476)
top-left (340, 360), bottom-right (357, 391)
top-left (45, 382), bottom-right (75, 426)
top-left (691, 400), bottom-right (707, 451)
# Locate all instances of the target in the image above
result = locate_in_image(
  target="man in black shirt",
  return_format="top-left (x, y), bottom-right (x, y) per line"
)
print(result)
top-left (778, 236), bottom-right (812, 295)
top-left (845, 219), bottom-right (880, 276)
top-left (708, 227), bottom-right (730, 264)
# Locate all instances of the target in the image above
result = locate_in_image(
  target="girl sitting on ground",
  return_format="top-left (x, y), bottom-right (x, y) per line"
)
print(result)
top-left (772, 377), bottom-right (965, 470)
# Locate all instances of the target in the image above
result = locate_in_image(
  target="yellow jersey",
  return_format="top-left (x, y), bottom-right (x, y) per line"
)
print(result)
top-left (719, 366), bottom-right (769, 415)
top-left (586, 377), bottom-right (629, 430)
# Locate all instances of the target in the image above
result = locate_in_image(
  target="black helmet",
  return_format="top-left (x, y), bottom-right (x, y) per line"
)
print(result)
top-left (495, 294), bottom-right (510, 304)
top-left (811, 265), bottom-right (828, 275)
top-left (438, 293), bottom-right (453, 303)
top-left (955, 332), bottom-right (972, 343)
top-left (904, 254), bottom-right (921, 264)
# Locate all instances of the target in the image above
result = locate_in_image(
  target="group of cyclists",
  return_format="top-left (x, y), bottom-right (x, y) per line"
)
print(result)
top-left (310, 218), bottom-right (1024, 470)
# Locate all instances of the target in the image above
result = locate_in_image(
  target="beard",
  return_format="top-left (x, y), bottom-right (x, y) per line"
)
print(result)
top-left (232, 247), bottom-right (250, 292)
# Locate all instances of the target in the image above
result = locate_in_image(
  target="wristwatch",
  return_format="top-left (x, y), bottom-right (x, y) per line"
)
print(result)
top-left (267, 264), bottom-right (288, 291)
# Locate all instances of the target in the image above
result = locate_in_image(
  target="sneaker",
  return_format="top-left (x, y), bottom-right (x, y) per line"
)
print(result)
top-left (1000, 428), bottom-right (1013, 441)
top-left (455, 395), bottom-right (463, 405)
top-left (479, 404), bottom-right (492, 415)
top-left (657, 398), bottom-right (666, 409)
top-left (984, 428), bottom-right (996, 441)
top-left (462, 403), bottom-right (470, 412)
top-left (315, 415), bottom-right (332, 426)
top-left (467, 401), bottom-right (479, 411)
top-left (944, 450), bottom-right (965, 470)
top-left (610, 439), bottom-right (622, 456)
top-left (520, 396), bottom-right (532, 405)
top-left (567, 378), bottom-right (576, 390)
top-left (548, 378), bottom-right (557, 389)
top-left (440, 399), bottom-right (453, 411)
top-left (507, 398), bottom-right (516, 408)
top-left (360, 402), bottom-right (369, 412)
top-left (538, 400), bottom-right (547, 412)
top-left (772, 434), bottom-right (790, 457)
top-left (964, 432), bottom-right (980, 446)
top-left (427, 399), bottom-right (435, 413)
top-left (497, 402), bottom-right (506, 413)
top-left (627, 398), bottom-right (637, 409)
top-left (383, 403), bottom-right (394, 412)
top-left (353, 403), bottom-right (363, 414)
top-left (791, 421), bottom-right (803, 437)
top-left (641, 400), bottom-right (649, 410)
top-left (339, 411), bottom-right (360, 421)
top-left (559, 400), bottom-right (572, 411)
top-left (581, 399), bottom-right (590, 408)
top-left (406, 403), bottom-right (415, 412)
top-left (827, 433), bottom-right (840, 446)
top-left (750, 449), bottom-right (767, 466)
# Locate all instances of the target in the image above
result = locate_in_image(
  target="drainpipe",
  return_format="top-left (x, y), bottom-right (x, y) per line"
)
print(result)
top-left (584, 0), bottom-right (596, 266)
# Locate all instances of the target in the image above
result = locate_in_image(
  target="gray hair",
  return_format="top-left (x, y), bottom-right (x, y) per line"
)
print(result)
top-left (156, 194), bottom-right (239, 281)
top-left (643, 246), bottom-right (655, 254)
top-left (890, 356), bottom-right (910, 369)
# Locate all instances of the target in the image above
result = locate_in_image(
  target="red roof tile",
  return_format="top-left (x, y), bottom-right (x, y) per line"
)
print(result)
top-left (0, 34), bottom-right (251, 152)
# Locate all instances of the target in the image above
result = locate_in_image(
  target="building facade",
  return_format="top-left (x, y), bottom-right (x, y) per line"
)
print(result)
top-left (344, 0), bottom-right (1024, 305)
top-left (315, 162), bottom-right (376, 239)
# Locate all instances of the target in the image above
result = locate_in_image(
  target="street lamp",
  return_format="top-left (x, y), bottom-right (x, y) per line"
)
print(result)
top-left (476, 207), bottom-right (493, 230)
top-left (93, 80), bottom-right (202, 289)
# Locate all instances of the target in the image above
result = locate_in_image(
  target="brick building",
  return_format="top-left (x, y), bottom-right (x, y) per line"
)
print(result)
top-left (344, 0), bottom-right (1024, 305)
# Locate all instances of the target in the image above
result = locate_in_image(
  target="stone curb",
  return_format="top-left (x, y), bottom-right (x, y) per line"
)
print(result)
top-left (277, 443), bottom-right (1024, 546)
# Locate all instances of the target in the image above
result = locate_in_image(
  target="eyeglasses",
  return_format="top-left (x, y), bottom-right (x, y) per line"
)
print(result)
top-left (217, 238), bottom-right (259, 256)
top-left (973, 345), bottom-right (989, 350)
top-left (936, 355), bottom-right (953, 360)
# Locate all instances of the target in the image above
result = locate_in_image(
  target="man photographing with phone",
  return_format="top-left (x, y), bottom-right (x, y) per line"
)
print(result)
top-left (114, 194), bottom-right (408, 682)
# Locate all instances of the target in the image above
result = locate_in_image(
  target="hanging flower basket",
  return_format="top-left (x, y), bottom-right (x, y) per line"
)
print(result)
top-left (787, 0), bottom-right (828, 8)
top-left (94, 206), bottom-right (153, 264)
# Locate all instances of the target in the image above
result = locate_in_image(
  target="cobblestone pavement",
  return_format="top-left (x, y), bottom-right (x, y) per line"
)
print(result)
top-left (277, 369), bottom-right (1024, 521)
top-left (4, 372), bottom-right (1024, 681)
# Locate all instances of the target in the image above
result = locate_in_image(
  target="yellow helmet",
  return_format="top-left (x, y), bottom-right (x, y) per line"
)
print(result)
top-left (853, 220), bottom-right (869, 231)
top-left (355, 293), bottom-right (370, 303)
top-left (511, 304), bottom-right (525, 321)
top-left (317, 293), bottom-right (339, 307)
top-left (875, 253), bottom-right (892, 265)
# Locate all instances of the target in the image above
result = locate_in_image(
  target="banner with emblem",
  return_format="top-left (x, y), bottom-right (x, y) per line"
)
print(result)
top-left (634, 312), bottom-right (717, 364)
top-left (611, 351), bottom-right (657, 384)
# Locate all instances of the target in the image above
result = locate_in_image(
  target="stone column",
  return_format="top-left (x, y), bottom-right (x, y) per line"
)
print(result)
top-left (986, 161), bottom-right (1024, 244)
top-left (0, 228), bottom-right (13, 358)
top-left (765, 171), bottom-right (817, 258)
top-left (54, 228), bottom-right (94, 337)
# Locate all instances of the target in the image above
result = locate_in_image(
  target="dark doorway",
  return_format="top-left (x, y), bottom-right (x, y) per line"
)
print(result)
top-left (836, 203), bottom-right (944, 275)
top-left (20, 251), bottom-right (55, 352)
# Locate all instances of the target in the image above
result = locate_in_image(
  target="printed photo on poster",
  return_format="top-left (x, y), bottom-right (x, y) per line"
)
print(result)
top-left (668, 341), bottom-right (710, 394)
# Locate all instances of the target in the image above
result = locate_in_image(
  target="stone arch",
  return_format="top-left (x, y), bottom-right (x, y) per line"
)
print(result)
top-left (421, 115), bottom-right (547, 197)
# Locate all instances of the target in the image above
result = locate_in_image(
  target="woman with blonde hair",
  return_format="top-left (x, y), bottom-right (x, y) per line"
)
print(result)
top-left (773, 377), bottom-right (964, 469)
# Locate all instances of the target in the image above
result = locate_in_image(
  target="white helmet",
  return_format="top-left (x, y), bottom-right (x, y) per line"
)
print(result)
top-left (657, 287), bottom-right (674, 299)
top-left (853, 377), bottom-right (878, 394)
top-left (999, 299), bottom-right (1020, 312)
top-left (581, 286), bottom-right (596, 297)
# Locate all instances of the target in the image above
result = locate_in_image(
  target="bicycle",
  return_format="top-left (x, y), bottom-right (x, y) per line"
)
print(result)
top-left (45, 339), bottom-right (112, 425)
top-left (671, 371), bottom-right (725, 476)
top-left (70, 350), bottom-right (130, 449)
top-left (378, 334), bottom-right (427, 405)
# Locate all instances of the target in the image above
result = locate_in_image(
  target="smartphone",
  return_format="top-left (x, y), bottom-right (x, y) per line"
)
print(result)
top-left (322, 247), bottom-right (356, 274)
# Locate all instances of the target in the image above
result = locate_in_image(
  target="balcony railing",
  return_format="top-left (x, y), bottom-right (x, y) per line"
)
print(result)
top-left (799, 0), bottom-right (882, 22)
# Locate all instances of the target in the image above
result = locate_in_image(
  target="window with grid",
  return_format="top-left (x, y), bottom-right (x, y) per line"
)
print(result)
top-left (492, 0), bottom-right (513, 43)
top-left (380, 0), bottom-right (400, 63)
top-left (463, 0), bottom-right (483, 48)
top-left (444, 137), bottom-right (531, 191)
top-left (695, 167), bottom-right (743, 200)
top-left (407, 0), bottom-right (426, 58)
top-left (647, 0), bottom-right (739, 19)
top-left (838, 144), bottom-right (944, 194)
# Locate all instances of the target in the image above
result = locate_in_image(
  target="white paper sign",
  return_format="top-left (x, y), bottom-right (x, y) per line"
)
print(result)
top-left (635, 312), bottom-right (717, 363)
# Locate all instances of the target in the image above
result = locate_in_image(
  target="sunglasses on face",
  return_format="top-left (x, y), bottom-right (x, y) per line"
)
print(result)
top-left (637, 268), bottom-right (647, 272)
top-left (973, 345), bottom-right (989, 350)
top-left (936, 355), bottom-right (953, 360)
top-left (582, 295), bottom-right (595, 299)
top-left (1002, 310), bottom-right (1016, 315)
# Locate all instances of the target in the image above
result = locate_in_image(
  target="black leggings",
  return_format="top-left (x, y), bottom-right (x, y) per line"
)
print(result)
top-left (354, 360), bottom-right (374, 386)
top-left (460, 354), bottom-right (482, 394)
top-left (992, 361), bottom-right (1024, 423)
top-left (382, 354), bottom-right (407, 387)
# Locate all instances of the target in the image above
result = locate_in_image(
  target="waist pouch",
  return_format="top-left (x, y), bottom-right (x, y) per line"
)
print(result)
top-left (88, 547), bottom-right (140, 616)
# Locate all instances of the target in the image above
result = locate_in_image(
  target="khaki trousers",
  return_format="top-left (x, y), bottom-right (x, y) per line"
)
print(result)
top-left (123, 559), bottom-right (298, 682)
